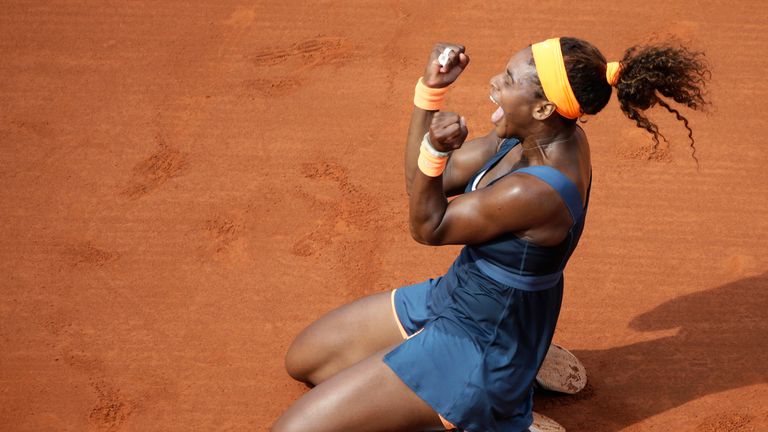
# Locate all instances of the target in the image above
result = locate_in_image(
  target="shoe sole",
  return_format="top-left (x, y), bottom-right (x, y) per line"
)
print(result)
top-left (529, 411), bottom-right (566, 432)
top-left (535, 344), bottom-right (587, 394)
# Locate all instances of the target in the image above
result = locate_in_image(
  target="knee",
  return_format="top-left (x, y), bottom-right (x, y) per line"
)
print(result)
top-left (284, 338), bottom-right (312, 383)
top-left (284, 331), bottom-right (334, 385)
top-left (286, 336), bottom-right (346, 387)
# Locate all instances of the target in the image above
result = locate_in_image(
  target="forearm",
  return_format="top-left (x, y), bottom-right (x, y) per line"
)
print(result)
top-left (405, 109), bottom-right (455, 245)
top-left (404, 107), bottom-right (435, 195)
top-left (408, 166), bottom-right (449, 245)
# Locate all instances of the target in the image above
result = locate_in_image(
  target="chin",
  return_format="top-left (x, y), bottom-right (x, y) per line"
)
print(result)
top-left (494, 123), bottom-right (513, 139)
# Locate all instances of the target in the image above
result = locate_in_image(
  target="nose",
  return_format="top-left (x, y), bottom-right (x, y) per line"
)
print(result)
top-left (489, 73), bottom-right (502, 87)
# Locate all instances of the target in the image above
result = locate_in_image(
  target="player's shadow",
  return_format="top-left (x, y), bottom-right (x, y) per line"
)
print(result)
top-left (535, 272), bottom-right (768, 431)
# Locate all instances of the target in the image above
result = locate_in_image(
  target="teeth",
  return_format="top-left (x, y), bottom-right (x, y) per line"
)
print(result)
top-left (489, 95), bottom-right (498, 105)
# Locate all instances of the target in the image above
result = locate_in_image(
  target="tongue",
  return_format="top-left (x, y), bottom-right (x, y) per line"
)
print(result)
top-left (491, 106), bottom-right (504, 123)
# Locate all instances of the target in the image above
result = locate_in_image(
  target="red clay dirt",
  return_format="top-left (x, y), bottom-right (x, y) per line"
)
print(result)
top-left (1, 1), bottom-right (767, 431)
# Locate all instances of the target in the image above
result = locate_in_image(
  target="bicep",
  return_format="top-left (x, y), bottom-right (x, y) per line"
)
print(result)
top-left (425, 176), bottom-right (555, 246)
top-left (442, 129), bottom-right (498, 196)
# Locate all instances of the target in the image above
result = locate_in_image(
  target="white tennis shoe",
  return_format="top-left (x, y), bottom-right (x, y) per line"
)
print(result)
top-left (535, 344), bottom-right (587, 394)
top-left (529, 411), bottom-right (566, 432)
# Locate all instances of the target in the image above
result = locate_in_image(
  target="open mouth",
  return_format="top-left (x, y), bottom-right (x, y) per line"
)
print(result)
top-left (490, 94), bottom-right (504, 124)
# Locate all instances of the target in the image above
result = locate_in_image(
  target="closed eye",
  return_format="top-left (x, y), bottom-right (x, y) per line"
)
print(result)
top-left (505, 69), bottom-right (515, 84)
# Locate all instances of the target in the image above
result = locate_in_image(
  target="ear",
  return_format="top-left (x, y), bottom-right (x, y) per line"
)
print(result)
top-left (532, 100), bottom-right (557, 120)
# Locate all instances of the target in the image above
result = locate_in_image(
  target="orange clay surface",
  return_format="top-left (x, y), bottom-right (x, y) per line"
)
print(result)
top-left (2, 1), bottom-right (767, 431)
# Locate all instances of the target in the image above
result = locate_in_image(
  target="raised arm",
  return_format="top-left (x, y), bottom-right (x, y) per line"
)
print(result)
top-left (403, 44), bottom-right (498, 198)
top-left (404, 43), bottom-right (469, 196)
top-left (405, 44), bottom-right (557, 246)
top-left (412, 172), bottom-right (561, 246)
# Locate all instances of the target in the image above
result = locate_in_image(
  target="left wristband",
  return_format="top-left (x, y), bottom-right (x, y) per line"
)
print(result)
top-left (421, 132), bottom-right (451, 157)
top-left (413, 77), bottom-right (449, 111)
top-left (418, 144), bottom-right (449, 177)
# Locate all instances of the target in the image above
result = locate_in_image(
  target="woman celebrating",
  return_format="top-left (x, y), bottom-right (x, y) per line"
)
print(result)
top-left (273, 37), bottom-right (709, 431)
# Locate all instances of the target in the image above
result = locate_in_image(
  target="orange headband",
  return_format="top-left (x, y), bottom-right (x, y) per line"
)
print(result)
top-left (531, 38), bottom-right (581, 119)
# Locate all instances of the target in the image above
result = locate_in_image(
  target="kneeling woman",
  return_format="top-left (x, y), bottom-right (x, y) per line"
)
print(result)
top-left (273, 37), bottom-right (709, 432)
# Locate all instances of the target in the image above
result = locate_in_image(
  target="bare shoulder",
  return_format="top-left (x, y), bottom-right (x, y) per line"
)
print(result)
top-left (492, 171), bottom-right (565, 220)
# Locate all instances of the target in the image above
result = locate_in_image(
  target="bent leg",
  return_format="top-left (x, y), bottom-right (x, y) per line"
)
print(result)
top-left (283, 285), bottom-right (587, 393)
top-left (273, 345), bottom-right (448, 432)
top-left (284, 290), bottom-right (404, 385)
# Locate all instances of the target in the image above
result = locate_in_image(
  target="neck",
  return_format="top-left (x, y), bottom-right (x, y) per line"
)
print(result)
top-left (519, 119), bottom-right (577, 163)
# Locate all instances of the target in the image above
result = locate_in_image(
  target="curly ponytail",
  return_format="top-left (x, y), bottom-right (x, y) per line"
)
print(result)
top-left (556, 37), bottom-right (711, 164)
top-left (614, 42), bottom-right (710, 163)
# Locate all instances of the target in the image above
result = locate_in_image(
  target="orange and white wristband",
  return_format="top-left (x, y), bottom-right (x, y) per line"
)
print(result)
top-left (413, 77), bottom-right (449, 111)
top-left (417, 133), bottom-right (450, 177)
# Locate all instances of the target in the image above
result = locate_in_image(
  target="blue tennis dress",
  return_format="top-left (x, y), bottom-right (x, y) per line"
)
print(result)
top-left (383, 138), bottom-right (591, 432)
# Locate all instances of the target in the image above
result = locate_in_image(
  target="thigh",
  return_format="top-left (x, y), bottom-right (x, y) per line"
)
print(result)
top-left (273, 345), bottom-right (448, 432)
top-left (285, 290), bottom-right (405, 385)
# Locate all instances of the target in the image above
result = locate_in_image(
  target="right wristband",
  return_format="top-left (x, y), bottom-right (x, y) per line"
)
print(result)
top-left (413, 77), bottom-right (449, 111)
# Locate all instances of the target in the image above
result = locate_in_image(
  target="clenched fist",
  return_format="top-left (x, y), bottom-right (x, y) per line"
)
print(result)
top-left (429, 112), bottom-right (468, 153)
top-left (423, 43), bottom-right (470, 89)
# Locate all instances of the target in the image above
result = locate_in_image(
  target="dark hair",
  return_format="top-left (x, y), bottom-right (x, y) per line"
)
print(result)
top-left (538, 37), bottom-right (711, 163)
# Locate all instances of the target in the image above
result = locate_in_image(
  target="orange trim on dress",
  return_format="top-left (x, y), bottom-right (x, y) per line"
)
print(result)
top-left (390, 289), bottom-right (409, 339)
top-left (408, 327), bottom-right (424, 339)
top-left (439, 415), bottom-right (457, 430)
top-left (389, 289), bottom-right (454, 430)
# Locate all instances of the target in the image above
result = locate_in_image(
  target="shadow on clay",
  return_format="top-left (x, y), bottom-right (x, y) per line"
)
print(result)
top-left (535, 272), bottom-right (768, 431)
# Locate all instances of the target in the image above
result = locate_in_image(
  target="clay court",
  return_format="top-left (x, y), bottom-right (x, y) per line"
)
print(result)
top-left (1, 1), bottom-right (767, 431)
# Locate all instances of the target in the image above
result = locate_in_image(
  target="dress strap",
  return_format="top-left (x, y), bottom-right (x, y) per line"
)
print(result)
top-left (514, 165), bottom-right (585, 223)
top-left (466, 138), bottom-right (520, 193)
top-left (483, 138), bottom-right (519, 171)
